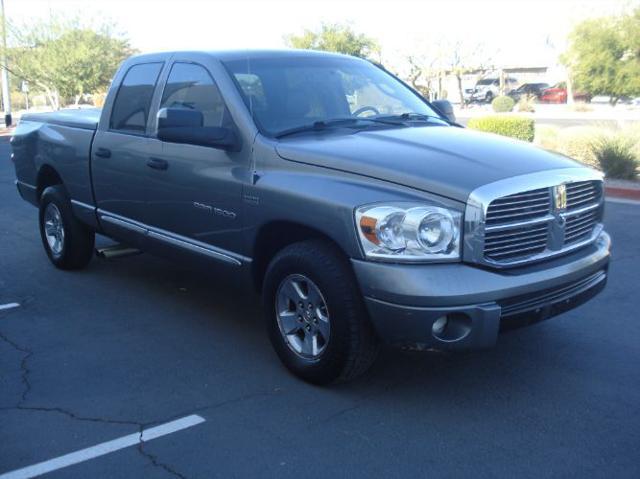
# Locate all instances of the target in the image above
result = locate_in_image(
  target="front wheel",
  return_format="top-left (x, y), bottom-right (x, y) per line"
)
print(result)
top-left (39, 185), bottom-right (95, 270)
top-left (263, 240), bottom-right (379, 384)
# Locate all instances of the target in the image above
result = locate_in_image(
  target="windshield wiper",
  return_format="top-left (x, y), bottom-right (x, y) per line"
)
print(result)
top-left (378, 112), bottom-right (449, 123)
top-left (274, 117), bottom-right (402, 139)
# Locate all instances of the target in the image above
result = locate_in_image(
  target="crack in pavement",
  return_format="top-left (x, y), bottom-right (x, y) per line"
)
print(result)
top-left (1, 324), bottom-right (282, 479)
top-left (0, 391), bottom-right (283, 478)
top-left (0, 329), bottom-right (33, 405)
top-left (0, 327), bottom-right (189, 478)
top-left (0, 404), bottom-right (143, 428)
top-left (1, 298), bottom-right (283, 479)
top-left (307, 370), bottom-right (418, 429)
top-left (138, 433), bottom-right (187, 479)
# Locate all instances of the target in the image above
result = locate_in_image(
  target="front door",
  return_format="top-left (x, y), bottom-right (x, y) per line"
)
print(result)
top-left (143, 61), bottom-right (249, 256)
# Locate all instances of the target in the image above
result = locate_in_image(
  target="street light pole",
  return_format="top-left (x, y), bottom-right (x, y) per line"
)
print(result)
top-left (0, 0), bottom-right (11, 127)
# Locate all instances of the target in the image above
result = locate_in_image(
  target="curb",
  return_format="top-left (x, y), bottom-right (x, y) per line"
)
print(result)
top-left (605, 186), bottom-right (640, 201)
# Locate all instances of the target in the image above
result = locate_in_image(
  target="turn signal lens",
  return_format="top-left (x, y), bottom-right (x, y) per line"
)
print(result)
top-left (359, 215), bottom-right (379, 245)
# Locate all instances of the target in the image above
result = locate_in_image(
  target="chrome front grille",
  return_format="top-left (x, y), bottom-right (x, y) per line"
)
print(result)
top-left (485, 188), bottom-right (551, 225)
top-left (464, 170), bottom-right (605, 268)
top-left (566, 181), bottom-right (601, 210)
top-left (484, 222), bottom-right (548, 261)
top-left (565, 209), bottom-right (598, 244)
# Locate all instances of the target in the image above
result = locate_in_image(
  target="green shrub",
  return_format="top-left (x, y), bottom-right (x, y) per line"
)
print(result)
top-left (467, 115), bottom-right (535, 142)
top-left (535, 125), bottom-right (606, 168)
top-left (535, 125), bottom-right (640, 172)
top-left (491, 95), bottom-right (515, 113)
top-left (593, 136), bottom-right (639, 180)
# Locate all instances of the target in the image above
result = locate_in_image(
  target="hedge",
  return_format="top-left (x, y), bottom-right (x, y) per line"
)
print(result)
top-left (491, 95), bottom-right (515, 113)
top-left (467, 115), bottom-right (535, 142)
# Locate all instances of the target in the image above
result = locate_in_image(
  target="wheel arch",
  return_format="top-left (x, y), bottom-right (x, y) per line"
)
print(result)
top-left (36, 164), bottom-right (65, 200)
top-left (251, 220), bottom-right (353, 292)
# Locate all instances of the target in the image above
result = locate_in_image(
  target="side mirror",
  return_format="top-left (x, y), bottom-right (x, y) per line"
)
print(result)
top-left (157, 108), bottom-right (240, 151)
top-left (431, 100), bottom-right (456, 123)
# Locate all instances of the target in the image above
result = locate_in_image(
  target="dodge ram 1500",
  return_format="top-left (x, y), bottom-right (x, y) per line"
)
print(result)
top-left (11, 50), bottom-right (611, 384)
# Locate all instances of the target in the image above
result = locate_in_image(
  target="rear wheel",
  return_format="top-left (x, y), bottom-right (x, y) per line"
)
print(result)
top-left (263, 239), bottom-right (379, 384)
top-left (39, 186), bottom-right (94, 270)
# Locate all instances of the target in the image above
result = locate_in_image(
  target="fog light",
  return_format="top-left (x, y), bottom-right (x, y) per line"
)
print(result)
top-left (432, 312), bottom-right (473, 342)
top-left (432, 316), bottom-right (448, 335)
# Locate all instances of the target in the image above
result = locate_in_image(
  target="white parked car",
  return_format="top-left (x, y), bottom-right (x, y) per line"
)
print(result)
top-left (467, 77), bottom-right (518, 103)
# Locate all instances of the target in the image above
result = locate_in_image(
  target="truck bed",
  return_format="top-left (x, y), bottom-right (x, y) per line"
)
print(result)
top-left (12, 108), bottom-right (100, 210)
top-left (20, 108), bottom-right (101, 131)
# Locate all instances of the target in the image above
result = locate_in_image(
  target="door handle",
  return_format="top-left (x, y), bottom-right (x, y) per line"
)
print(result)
top-left (95, 147), bottom-right (111, 158)
top-left (147, 157), bottom-right (169, 171)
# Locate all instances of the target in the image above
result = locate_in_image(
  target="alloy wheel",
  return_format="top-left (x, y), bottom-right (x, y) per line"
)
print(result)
top-left (275, 274), bottom-right (331, 359)
top-left (43, 203), bottom-right (65, 256)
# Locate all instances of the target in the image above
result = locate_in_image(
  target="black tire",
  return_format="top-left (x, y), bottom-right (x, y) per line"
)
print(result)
top-left (263, 239), bottom-right (379, 385)
top-left (39, 185), bottom-right (95, 270)
top-left (485, 91), bottom-right (494, 103)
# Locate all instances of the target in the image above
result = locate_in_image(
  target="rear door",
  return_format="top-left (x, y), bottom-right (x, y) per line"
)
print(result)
top-left (92, 60), bottom-right (166, 244)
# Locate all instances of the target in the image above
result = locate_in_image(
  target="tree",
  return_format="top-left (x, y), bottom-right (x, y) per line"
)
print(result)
top-left (447, 40), bottom-right (493, 107)
top-left (562, 8), bottom-right (640, 105)
top-left (5, 16), bottom-right (134, 109)
top-left (285, 23), bottom-right (379, 59)
top-left (406, 55), bottom-right (436, 99)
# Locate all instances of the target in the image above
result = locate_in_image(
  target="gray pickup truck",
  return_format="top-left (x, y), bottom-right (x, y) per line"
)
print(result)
top-left (11, 50), bottom-right (611, 384)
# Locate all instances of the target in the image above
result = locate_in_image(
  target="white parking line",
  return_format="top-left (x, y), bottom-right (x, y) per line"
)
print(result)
top-left (0, 414), bottom-right (205, 479)
top-left (0, 303), bottom-right (20, 311)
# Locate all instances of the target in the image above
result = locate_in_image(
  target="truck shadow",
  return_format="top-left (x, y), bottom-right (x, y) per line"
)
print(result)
top-left (87, 240), bottom-right (592, 407)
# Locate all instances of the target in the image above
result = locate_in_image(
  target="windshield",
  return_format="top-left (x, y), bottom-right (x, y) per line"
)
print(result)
top-left (223, 55), bottom-right (441, 137)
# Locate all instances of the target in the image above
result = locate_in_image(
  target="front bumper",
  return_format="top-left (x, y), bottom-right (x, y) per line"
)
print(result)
top-left (352, 231), bottom-right (611, 349)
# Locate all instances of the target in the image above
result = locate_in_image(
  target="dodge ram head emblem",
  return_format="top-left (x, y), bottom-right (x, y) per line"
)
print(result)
top-left (553, 184), bottom-right (567, 212)
top-left (548, 184), bottom-right (568, 249)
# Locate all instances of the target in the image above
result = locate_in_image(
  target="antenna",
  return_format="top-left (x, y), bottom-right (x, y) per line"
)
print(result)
top-left (247, 54), bottom-right (253, 117)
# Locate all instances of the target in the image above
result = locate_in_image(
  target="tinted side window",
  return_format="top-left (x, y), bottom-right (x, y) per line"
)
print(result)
top-left (110, 62), bottom-right (163, 133)
top-left (160, 63), bottom-right (226, 127)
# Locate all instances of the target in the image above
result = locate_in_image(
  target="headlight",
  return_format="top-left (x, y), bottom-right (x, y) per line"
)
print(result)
top-left (355, 203), bottom-right (461, 262)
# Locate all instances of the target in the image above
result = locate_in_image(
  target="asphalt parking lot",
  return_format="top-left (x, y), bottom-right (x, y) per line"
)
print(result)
top-left (1, 136), bottom-right (639, 478)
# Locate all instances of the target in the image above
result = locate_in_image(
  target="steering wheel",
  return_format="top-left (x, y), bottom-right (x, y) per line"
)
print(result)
top-left (353, 106), bottom-right (380, 117)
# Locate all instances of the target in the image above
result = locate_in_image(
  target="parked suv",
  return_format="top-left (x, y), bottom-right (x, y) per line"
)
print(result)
top-left (466, 77), bottom-right (518, 103)
top-left (11, 50), bottom-right (610, 384)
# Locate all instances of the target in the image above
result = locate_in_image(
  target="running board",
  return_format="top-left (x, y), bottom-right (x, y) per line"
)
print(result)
top-left (96, 244), bottom-right (142, 260)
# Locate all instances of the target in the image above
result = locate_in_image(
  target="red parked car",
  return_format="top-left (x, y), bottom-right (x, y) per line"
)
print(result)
top-left (539, 82), bottom-right (591, 103)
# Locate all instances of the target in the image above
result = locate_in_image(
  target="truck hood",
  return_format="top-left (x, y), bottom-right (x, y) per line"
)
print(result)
top-left (275, 126), bottom-right (580, 203)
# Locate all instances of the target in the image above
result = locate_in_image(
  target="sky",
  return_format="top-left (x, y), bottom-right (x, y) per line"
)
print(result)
top-left (5, 0), bottom-right (639, 74)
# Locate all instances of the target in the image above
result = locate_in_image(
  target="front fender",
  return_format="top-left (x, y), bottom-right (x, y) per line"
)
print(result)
top-left (243, 144), bottom-right (464, 260)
